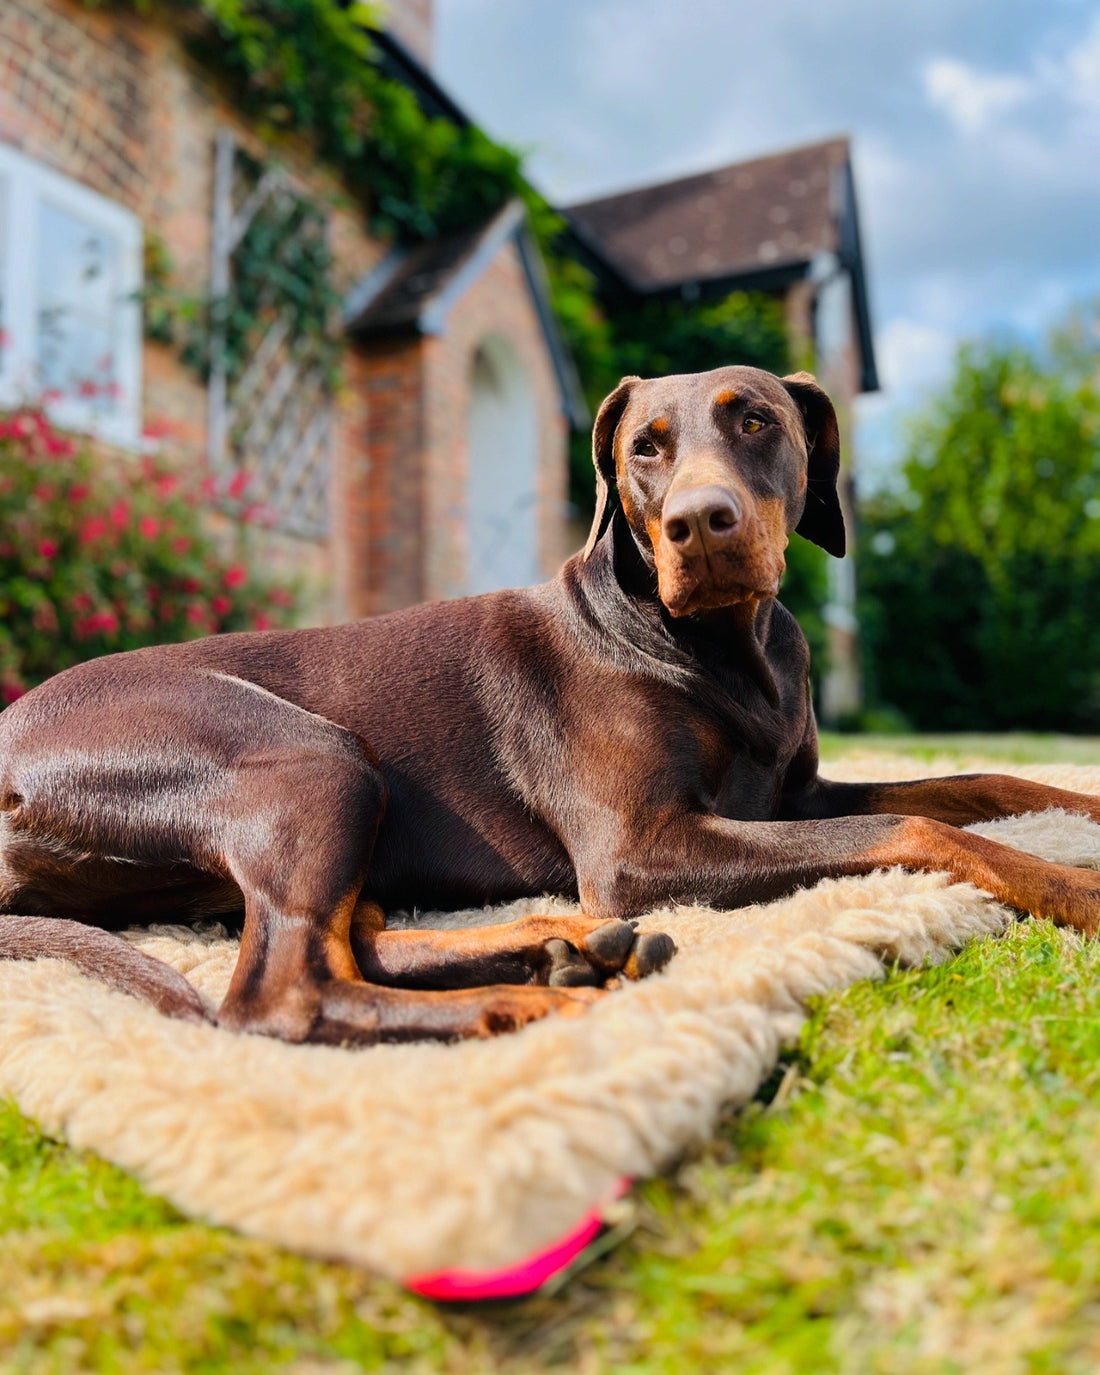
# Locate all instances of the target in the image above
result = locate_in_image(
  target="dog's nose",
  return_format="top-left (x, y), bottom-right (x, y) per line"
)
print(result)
top-left (662, 486), bottom-right (742, 556)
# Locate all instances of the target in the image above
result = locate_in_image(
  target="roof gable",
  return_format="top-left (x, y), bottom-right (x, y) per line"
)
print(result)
top-left (565, 137), bottom-right (849, 293)
top-left (343, 199), bottom-right (587, 425)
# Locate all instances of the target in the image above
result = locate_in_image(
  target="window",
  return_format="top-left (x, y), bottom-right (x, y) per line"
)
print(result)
top-left (0, 142), bottom-right (142, 446)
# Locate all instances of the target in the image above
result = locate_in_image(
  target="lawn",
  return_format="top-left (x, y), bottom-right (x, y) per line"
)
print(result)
top-left (2, 740), bottom-right (1098, 1374)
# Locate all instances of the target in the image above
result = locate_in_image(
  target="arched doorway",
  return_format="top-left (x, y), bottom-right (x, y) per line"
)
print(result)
top-left (465, 336), bottom-right (541, 594)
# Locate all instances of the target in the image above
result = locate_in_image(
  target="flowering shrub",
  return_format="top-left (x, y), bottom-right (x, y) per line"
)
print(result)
top-left (0, 409), bottom-right (298, 704)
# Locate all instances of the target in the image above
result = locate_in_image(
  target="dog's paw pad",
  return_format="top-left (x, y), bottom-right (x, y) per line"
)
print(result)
top-left (582, 919), bottom-right (637, 969)
top-left (623, 931), bottom-right (677, 980)
top-left (545, 938), bottom-right (602, 986)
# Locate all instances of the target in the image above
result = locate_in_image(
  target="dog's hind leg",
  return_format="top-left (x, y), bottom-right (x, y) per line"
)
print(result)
top-left (180, 680), bottom-right (600, 1045)
top-left (0, 914), bottom-right (209, 1022)
top-left (0, 665), bottom-right (606, 1045)
top-left (214, 737), bottom-right (603, 1045)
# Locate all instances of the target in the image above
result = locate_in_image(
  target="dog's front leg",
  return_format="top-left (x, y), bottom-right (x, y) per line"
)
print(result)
top-left (784, 773), bottom-right (1100, 829)
top-left (350, 908), bottom-right (674, 989)
top-left (576, 813), bottom-right (1100, 935)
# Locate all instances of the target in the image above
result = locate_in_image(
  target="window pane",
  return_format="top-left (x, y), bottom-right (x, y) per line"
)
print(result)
top-left (36, 199), bottom-right (121, 410)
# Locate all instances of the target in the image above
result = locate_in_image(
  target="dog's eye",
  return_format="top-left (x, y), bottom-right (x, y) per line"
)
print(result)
top-left (633, 438), bottom-right (660, 458)
top-left (742, 415), bottom-right (766, 434)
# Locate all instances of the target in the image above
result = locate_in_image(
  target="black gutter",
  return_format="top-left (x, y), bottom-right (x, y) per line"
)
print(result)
top-left (835, 157), bottom-right (880, 393)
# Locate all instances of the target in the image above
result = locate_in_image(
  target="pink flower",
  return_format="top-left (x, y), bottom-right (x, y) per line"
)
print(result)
top-left (38, 539), bottom-right (58, 559)
top-left (138, 515), bottom-right (159, 540)
top-left (172, 536), bottom-right (191, 555)
top-left (77, 379), bottom-right (98, 398)
top-left (1, 683), bottom-right (25, 705)
top-left (110, 499), bottom-right (129, 530)
top-left (185, 603), bottom-right (207, 626)
top-left (223, 565), bottom-right (247, 590)
top-left (43, 432), bottom-right (74, 458)
top-left (69, 483), bottom-right (90, 503)
top-left (156, 474), bottom-right (178, 499)
top-left (79, 516), bottom-right (108, 545)
top-left (253, 612), bottom-right (271, 631)
top-left (211, 595), bottom-right (231, 616)
top-left (227, 470), bottom-right (250, 500)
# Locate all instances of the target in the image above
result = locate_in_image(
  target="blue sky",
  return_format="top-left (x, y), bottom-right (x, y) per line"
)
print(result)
top-left (433, 0), bottom-right (1100, 485)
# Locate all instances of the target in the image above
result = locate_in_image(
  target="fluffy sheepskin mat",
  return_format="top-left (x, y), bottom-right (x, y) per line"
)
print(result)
top-left (0, 755), bottom-right (1098, 1284)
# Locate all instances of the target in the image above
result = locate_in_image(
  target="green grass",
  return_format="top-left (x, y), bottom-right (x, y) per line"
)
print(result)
top-left (3, 924), bottom-right (1097, 1373)
top-left (2, 736), bottom-right (1100, 1372)
top-left (819, 732), bottom-right (1100, 766)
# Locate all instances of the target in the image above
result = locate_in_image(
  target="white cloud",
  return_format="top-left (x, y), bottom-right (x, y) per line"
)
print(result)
top-left (1065, 12), bottom-right (1100, 110)
top-left (922, 57), bottom-right (1032, 135)
top-left (876, 317), bottom-right (957, 394)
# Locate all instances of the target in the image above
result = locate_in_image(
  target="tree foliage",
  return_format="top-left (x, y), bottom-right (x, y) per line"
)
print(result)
top-left (859, 308), bottom-right (1100, 731)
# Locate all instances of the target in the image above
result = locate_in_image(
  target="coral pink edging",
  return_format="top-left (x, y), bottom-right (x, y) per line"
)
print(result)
top-left (405, 1179), bottom-right (631, 1301)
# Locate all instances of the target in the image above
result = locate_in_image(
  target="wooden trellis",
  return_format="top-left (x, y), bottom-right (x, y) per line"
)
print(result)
top-left (208, 132), bottom-right (333, 539)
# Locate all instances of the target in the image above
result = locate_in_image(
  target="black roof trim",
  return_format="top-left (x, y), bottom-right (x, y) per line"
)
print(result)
top-left (834, 157), bottom-right (879, 393)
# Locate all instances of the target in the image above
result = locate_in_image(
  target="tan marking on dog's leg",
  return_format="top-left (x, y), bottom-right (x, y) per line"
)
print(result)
top-left (350, 913), bottom-right (676, 990)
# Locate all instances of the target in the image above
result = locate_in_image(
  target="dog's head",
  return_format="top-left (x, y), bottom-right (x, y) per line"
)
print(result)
top-left (583, 365), bottom-right (845, 617)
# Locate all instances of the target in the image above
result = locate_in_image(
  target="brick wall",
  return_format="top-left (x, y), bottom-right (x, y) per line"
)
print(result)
top-left (348, 237), bottom-right (570, 618)
top-left (1, 0), bottom-right (572, 628)
top-left (347, 338), bottom-right (427, 616)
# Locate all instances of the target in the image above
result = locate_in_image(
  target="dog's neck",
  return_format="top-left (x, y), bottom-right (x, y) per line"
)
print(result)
top-left (612, 511), bottom-right (778, 670)
top-left (569, 515), bottom-right (783, 710)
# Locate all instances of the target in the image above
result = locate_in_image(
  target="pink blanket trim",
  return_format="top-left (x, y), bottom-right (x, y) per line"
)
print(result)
top-left (405, 1178), bottom-right (631, 1301)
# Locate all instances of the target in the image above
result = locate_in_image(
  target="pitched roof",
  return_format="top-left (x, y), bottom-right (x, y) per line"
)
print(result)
top-left (565, 137), bottom-right (878, 393)
top-left (343, 199), bottom-right (588, 426)
top-left (565, 137), bottom-right (850, 293)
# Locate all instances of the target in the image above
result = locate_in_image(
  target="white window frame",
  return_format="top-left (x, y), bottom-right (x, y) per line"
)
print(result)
top-left (0, 142), bottom-right (143, 447)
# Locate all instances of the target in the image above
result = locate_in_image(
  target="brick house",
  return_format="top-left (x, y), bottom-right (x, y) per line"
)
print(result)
top-left (565, 138), bottom-right (879, 719)
top-left (0, 0), bottom-right (879, 706)
top-left (0, 0), bottom-right (582, 621)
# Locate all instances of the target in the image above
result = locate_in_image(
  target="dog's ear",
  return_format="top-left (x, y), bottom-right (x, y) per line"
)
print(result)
top-left (583, 376), bottom-right (638, 560)
top-left (782, 371), bottom-right (846, 558)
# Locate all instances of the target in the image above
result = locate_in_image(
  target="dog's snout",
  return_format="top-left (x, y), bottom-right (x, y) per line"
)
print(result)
top-left (662, 486), bottom-right (742, 555)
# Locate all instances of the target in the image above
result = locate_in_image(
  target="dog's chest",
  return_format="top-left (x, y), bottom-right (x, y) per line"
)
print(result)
top-left (701, 670), bottom-right (808, 821)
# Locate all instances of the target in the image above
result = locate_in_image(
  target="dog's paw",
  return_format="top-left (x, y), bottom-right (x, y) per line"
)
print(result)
top-left (540, 918), bottom-right (676, 986)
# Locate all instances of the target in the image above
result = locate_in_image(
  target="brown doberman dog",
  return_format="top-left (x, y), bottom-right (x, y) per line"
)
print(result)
top-left (1, 365), bottom-right (1098, 1046)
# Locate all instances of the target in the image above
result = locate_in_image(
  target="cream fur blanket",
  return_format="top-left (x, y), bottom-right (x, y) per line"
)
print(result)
top-left (0, 754), bottom-right (1097, 1279)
